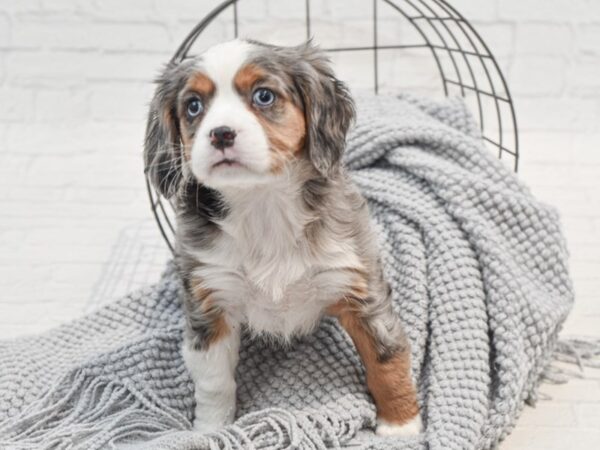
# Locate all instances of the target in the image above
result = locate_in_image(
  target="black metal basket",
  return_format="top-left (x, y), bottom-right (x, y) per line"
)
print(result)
top-left (147, 0), bottom-right (519, 253)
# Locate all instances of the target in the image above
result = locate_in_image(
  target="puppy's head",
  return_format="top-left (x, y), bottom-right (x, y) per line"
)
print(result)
top-left (144, 39), bottom-right (355, 197)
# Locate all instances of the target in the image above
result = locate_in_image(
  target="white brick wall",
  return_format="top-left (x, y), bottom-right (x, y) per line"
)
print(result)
top-left (0, 0), bottom-right (597, 129)
top-left (0, 0), bottom-right (597, 330)
top-left (0, 0), bottom-right (597, 333)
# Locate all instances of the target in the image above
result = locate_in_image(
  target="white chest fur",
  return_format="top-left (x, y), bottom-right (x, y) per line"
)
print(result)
top-left (189, 179), bottom-right (361, 338)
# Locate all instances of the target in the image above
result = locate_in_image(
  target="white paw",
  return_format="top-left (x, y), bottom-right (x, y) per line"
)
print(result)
top-left (376, 415), bottom-right (422, 437)
top-left (191, 404), bottom-right (235, 434)
top-left (192, 416), bottom-right (231, 434)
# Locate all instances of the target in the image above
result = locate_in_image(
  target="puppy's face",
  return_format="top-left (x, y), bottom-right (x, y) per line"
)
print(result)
top-left (145, 40), bottom-right (355, 196)
top-left (181, 41), bottom-right (306, 188)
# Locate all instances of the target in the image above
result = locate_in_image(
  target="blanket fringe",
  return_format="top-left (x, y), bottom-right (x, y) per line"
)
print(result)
top-left (542, 336), bottom-right (600, 384)
top-left (0, 369), bottom-right (190, 450)
top-left (0, 367), bottom-right (363, 449)
top-left (147, 406), bottom-right (362, 450)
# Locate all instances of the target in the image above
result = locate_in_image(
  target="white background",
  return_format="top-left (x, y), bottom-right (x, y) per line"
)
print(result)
top-left (0, 1), bottom-right (598, 448)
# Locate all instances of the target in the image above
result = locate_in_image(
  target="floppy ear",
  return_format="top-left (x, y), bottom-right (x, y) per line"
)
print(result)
top-left (144, 61), bottom-right (192, 198)
top-left (293, 43), bottom-right (355, 177)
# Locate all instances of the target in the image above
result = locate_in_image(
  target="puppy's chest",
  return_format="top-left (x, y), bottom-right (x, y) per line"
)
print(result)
top-left (193, 202), bottom-right (359, 336)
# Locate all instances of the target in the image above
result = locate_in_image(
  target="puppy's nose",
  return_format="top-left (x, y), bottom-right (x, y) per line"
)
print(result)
top-left (209, 126), bottom-right (236, 150)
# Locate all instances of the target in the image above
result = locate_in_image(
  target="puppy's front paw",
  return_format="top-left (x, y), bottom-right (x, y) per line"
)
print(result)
top-left (192, 416), bottom-right (230, 434)
top-left (192, 411), bottom-right (233, 433)
top-left (376, 415), bottom-right (422, 437)
top-left (191, 400), bottom-right (235, 434)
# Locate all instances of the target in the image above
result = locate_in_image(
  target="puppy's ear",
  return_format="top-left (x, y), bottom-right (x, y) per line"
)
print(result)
top-left (293, 42), bottom-right (355, 177)
top-left (144, 61), bottom-right (192, 198)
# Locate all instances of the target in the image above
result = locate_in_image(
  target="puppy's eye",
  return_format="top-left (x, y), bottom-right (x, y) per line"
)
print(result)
top-left (252, 88), bottom-right (276, 107)
top-left (186, 98), bottom-right (204, 119)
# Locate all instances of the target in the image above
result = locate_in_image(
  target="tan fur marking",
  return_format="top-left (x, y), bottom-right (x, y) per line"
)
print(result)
top-left (234, 64), bottom-right (306, 174)
top-left (260, 102), bottom-right (306, 174)
top-left (190, 280), bottom-right (229, 345)
top-left (187, 72), bottom-right (216, 97)
top-left (204, 309), bottom-right (230, 344)
top-left (191, 281), bottom-right (213, 303)
top-left (234, 64), bottom-right (265, 93)
top-left (179, 73), bottom-right (215, 162)
top-left (348, 280), bottom-right (369, 300)
top-left (181, 133), bottom-right (193, 161)
top-left (329, 300), bottom-right (419, 425)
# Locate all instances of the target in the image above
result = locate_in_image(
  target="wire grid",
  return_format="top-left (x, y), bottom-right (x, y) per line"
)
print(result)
top-left (148, 0), bottom-right (520, 254)
top-left (88, 220), bottom-right (172, 308)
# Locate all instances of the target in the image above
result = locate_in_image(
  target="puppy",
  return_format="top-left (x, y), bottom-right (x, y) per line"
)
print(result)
top-left (144, 39), bottom-right (421, 437)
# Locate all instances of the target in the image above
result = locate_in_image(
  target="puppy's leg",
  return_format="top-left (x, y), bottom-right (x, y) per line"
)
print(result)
top-left (182, 290), bottom-right (240, 433)
top-left (328, 287), bottom-right (421, 437)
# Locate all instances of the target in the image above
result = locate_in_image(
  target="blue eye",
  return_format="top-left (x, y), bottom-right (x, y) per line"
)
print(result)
top-left (186, 98), bottom-right (204, 118)
top-left (252, 88), bottom-right (276, 107)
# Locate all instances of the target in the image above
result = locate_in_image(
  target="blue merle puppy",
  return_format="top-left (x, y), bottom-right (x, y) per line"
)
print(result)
top-left (144, 39), bottom-right (420, 436)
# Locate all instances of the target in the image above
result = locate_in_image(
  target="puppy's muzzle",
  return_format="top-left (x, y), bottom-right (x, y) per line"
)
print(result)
top-left (210, 126), bottom-right (237, 150)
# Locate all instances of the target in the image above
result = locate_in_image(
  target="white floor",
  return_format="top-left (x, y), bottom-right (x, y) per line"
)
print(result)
top-left (0, 122), bottom-right (598, 448)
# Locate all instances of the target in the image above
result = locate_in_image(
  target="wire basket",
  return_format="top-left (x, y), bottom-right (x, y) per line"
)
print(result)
top-left (146, 0), bottom-right (519, 254)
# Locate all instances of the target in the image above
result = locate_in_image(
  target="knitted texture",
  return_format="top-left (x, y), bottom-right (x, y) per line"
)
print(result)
top-left (0, 94), bottom-right (573, 450)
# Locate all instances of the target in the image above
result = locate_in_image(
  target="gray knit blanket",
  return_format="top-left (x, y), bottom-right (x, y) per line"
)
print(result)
top-left (0, 94), bottom-right (574, 450)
